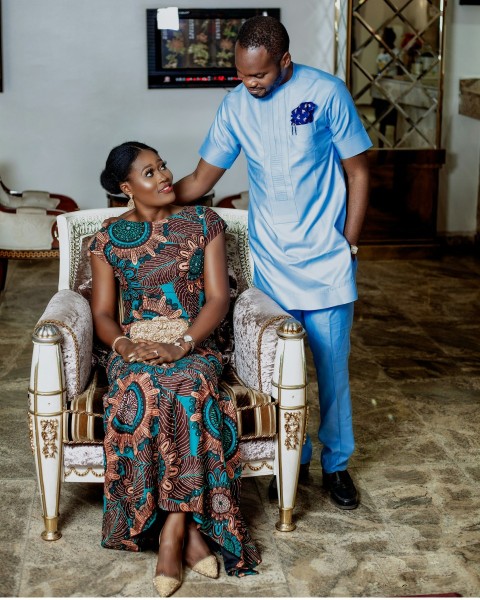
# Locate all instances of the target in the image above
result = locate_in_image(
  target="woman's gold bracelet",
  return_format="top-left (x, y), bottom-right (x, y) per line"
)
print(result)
top-left (112, 335), bottom-right (129, 353)
top-left (174, 337), bottom-right (194, 355)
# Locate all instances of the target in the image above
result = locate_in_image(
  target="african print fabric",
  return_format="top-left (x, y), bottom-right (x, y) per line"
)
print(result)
top-left (90, 205), bottom-right (260, 575)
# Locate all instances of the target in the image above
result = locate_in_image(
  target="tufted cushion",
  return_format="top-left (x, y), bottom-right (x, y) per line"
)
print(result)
top-left (233, 287), bottom-right (290, 393)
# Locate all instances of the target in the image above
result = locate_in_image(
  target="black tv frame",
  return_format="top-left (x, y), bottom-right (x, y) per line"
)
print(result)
top-left (146, 7), bottom-right (281, 89)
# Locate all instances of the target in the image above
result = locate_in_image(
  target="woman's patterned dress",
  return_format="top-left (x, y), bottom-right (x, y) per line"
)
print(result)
top-left (90, 206), bottom-right (260, 575)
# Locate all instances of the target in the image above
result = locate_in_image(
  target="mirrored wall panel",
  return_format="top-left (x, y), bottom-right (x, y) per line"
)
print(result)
top-left (337, 0), bottom-right (446, 149)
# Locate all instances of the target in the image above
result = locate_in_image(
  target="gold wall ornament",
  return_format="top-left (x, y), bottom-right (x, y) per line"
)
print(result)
top-left (40, 419), bottom-right (59, 458)
top-left (284, 411), bottom-right (302, 450)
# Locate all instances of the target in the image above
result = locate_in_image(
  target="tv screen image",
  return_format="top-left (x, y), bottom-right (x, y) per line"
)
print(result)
top-left (147, 8), bottom-right (281, 89)
top-left (160, 18), bottom-right (241, 70)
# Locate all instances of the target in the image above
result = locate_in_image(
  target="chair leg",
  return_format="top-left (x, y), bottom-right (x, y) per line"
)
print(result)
top-left (272, 318), bottom-right (307, 532)
top-left (29, 323), bottom-right (65, 541)
top-left (0, 258), bottom-right (8, 293)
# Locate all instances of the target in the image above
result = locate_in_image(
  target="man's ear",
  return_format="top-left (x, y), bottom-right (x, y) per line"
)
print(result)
top-left (280, 51), bottom-right (292, 70)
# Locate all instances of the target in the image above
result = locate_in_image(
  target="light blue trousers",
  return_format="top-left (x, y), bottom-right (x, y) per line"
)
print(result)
top-left (289, 302), bottom-right (355, 474)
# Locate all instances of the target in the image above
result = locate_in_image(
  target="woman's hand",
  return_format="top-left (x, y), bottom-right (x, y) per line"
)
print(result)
top-left (114, 337), bottom-right (137, 361)
top-left (123, 339), bottom-right (188, 365)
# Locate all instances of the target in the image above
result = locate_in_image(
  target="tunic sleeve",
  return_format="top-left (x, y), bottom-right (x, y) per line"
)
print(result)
top-left (326, 80), bottom-right (372, 159)
top-left (89, 229), bottom-right (110, 265)
top-left (199, 98), bottom-right (241, 169)
top-left (203, 208), bottom-right (227, 246)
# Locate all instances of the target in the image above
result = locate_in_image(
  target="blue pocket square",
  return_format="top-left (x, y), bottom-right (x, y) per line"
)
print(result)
top-left (291, 102), bottom-right (317, 134)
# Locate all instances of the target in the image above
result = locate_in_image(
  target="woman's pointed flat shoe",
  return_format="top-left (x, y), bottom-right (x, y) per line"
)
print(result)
top-left (153, 574), bottom-right (182, 597)
top-left (191, 555), bottom-right (219, 579)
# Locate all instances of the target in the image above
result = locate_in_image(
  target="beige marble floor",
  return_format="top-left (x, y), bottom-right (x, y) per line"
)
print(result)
top-left (1, 255), bottom-right (479, 598)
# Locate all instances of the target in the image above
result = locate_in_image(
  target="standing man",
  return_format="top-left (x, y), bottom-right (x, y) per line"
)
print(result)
top-left (174, 16), bottom-right (372, 509)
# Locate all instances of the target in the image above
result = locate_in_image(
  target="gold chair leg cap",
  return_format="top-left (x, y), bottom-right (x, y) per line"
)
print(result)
top-left (275, 520), bottom-right (296, 532)
top-left (41, 530), bottom-right (62, 541)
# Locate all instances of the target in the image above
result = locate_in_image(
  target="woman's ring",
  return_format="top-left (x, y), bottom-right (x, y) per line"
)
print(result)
top-left (161, 362), bottom-right (168, 368)
top-left (154, 349), bottom-right (158, 356)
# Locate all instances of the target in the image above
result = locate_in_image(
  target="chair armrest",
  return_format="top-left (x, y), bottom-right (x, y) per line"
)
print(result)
top-left (34, 289), bottom-right (93, 400)
top-left (233, 287), bottom-right (291, 394)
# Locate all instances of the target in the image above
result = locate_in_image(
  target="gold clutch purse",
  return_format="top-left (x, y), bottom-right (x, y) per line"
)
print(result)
top-left (129, 317), bottom-right (189, 344)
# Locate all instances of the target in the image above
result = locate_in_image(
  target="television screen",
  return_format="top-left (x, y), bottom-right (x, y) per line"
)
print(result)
top-left (147, 8), bottom-right (281, 89)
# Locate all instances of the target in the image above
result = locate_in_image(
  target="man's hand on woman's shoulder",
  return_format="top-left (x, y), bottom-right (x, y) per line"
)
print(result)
top-left (101, 209), bottom-right (134, 228)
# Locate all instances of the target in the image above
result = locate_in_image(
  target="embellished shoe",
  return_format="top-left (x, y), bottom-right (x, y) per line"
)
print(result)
top-left (153, 574), bottom-right (182, 598)
top-left (191, 554), bottom-right (219, 579)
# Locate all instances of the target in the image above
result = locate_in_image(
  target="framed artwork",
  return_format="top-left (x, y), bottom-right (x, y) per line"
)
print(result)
top-left (459, 0), bottom-right (480, 4)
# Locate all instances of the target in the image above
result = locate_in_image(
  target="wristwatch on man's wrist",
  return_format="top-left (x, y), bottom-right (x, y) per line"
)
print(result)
top-left (350, 244), bottom-right (359, 256)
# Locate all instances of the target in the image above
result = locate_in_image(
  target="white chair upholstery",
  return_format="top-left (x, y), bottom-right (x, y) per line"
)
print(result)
top-left (29, 207), bottom-right (307, 541)
top-left (0, 176), bottom-right (78, 291)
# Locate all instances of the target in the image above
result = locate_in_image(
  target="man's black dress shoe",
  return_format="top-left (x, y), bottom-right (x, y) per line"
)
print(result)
top-left (322, 469), bottom-right (359, 510)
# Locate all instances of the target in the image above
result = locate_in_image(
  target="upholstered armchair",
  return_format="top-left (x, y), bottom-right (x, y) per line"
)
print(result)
top-left (0, 176), bottom-right (78, 292)
top-left (29, 207), bottom-right (307, 542)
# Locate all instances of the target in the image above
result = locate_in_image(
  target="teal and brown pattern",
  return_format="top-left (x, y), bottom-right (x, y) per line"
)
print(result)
top-left (90, 205), bottom-right (260, 575)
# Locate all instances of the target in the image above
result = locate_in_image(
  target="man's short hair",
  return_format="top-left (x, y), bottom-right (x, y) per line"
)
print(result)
top-left (237, 16), bottom-right (289, 60)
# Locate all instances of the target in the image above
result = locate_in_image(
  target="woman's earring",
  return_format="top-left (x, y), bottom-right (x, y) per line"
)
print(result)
top-left (127, 194), bottom-right (135, 209)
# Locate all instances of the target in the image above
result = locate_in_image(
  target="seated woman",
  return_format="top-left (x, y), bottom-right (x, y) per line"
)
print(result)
top-left (90, 141), bottom-right (260, 597)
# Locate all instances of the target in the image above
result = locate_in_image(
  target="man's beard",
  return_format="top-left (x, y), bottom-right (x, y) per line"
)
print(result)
top-left (251, 69), bottom-right (285, 100)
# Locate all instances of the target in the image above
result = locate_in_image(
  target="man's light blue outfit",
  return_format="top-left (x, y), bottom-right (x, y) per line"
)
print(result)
top-left (200, 64), bottom-right (372, 473)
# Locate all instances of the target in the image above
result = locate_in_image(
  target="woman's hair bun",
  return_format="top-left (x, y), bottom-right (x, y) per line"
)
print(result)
top-left (100, 141), bottom-right (158, 196)
top-left (100, 169), bottom-right (121, 195)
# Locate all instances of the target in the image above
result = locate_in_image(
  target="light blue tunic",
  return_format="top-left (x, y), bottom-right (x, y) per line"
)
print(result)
top-left (200, 63), bottom-right (372, 310)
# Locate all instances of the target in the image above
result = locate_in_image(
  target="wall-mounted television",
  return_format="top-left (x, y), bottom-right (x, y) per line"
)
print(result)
top-left (146, 8), bottom-right (281, 89)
